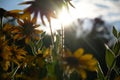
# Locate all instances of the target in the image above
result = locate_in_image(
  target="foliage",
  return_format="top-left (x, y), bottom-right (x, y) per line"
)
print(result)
top-left (0, 0), bottom-right (120, 80)
top-left (97, 26), bottom-right (120, 80)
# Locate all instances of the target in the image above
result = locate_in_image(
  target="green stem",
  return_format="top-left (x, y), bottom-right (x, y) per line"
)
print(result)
top-left (10, 65), bottom-right (21, 80)
top-left (49, 21), bottom-right (54, 47)
top-left (61, 24), bottom-right (64, 57)
top-left (97, 62), bottom-right (105, 80)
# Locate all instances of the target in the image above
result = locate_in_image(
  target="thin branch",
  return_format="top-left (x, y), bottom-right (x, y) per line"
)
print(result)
top-left (49, 21), bottom-right (54, 47)
top-left (61, 24), bottom-right (64, 57)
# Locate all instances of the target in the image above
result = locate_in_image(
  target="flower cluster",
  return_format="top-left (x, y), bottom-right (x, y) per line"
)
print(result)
top-left (0, 8), bottom-right (44, 79)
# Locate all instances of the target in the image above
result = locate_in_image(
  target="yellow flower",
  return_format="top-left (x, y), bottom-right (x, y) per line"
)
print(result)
top-left (43, 48), bottom-right (51, 58)
top-left (10, 44), bottom-right (27, 62)
top-left (0, 37), bottom-right (11, 60)
top-left (0, 37), bottom-right (12, 71)
top-left (1, 61), bottom-right (10, 71)
top-left (19, 0), bottom-right (74, 25)
top-left (0, 23), bottom-right (17, 38)
top-left (36, 48), bottom-right (51, 63)
top-left (64, 48), bottom-right (98, 79)
top-left (14, 16), bottom-right (43, 43)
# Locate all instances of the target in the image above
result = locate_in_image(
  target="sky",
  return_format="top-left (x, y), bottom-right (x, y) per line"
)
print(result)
top-left (0, 0), bottom-right (26, 10)
top-left (73, 0), bottom-right (120, 29)
top-left (0, 0), bottom-right (120, 31)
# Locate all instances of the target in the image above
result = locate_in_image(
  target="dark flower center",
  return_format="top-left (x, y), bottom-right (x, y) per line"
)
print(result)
top-left (23, 23), bottom-right (34, 35)
top-left (64, 56), bottom-right (79, 67)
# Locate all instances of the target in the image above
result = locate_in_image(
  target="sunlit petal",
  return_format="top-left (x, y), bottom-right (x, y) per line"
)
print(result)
top-left (25, 37), bottom-right (30, 44)
top-left (34, 29), bottom-right (43, 34)
top-left (2, 61), bottom-right (10, 71)
top-left (8, 10), bottom-right (22, 13)
top-left (17, 19), bottom-right (24, 26)
top-left (80, 54), bottom-right (93, 61)
top-left (78, 69), bottom-right (87, 79)
top-left (74, 48), bottom-right (84, 58)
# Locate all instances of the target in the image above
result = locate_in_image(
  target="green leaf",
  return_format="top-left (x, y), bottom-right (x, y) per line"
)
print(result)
top-left (118, 32), bottom-right (120, 38)
top-left (41, 32), bottom-right (46, 37)
top-left (29, 41), bottom-right (36, 55)
top-left (47, 63), bottom-right (55, 76)
top-left (112, 26), bottom-right (118, 38)
top-left (105, 48), bottom-right (115, 69)
top-left (113, 41), bottom-right (120, 55)
top-left (55, 63), bottom-right (63, 80)
top-left (36, 39), bottom-right (43, 50)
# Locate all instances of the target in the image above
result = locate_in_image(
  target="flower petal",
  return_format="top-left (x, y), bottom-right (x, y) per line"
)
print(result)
top-left (8, 10), bottom-right (22, 13)
top-left (74, 48), bottom-right (84, 58)
top-left (88, 59), bottom-right (97, 65)
top-left (32, 12), bottom-right (38, 23)
top-left (78, 69), bottom-right (87, 79)
top-left (17, 19), bottom-right (24, 26)
top-left (3, 61), bottom-right (10, 71)
top-left (64, 49), bottom-right (72, 57)
top-left (80, 54), bottom-right (93, 61)
top-left (19, 1), bottom-right (34, 5)
top-left (25, 37), bottom-right (30, 44)
top-left (34, 29), bottom-right (43, 34)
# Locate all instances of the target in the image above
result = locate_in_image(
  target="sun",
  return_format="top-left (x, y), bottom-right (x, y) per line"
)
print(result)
top-left (40, 7), bottom-right (77, 34)
top-left (39, 6), bottom-right (79, 34)
top-left (57, 8), bottom-right (76, 26)
top-left (58, 8), bottom-right (72, 25)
